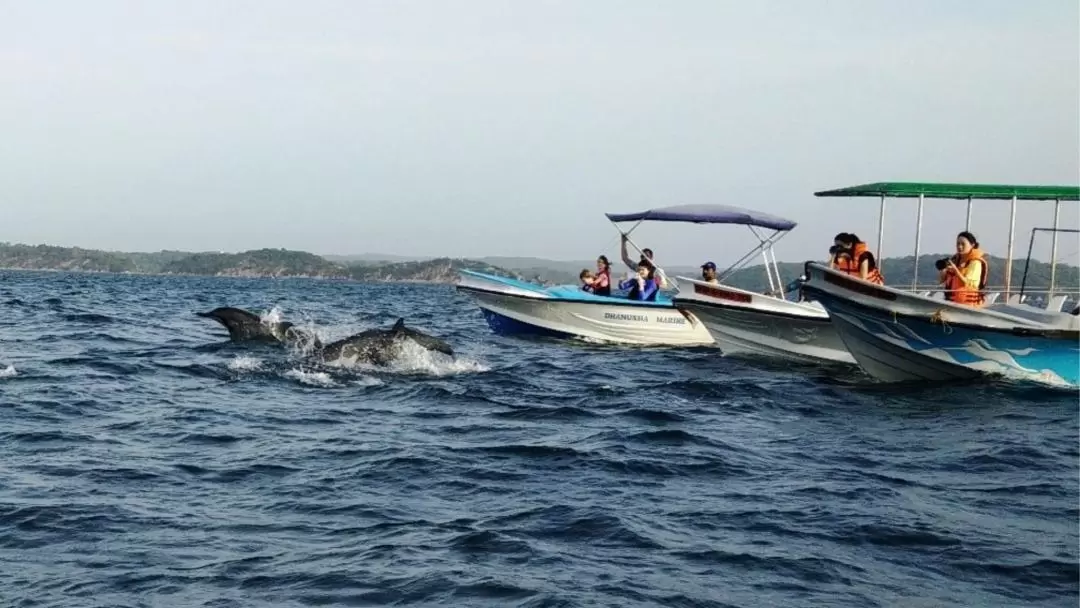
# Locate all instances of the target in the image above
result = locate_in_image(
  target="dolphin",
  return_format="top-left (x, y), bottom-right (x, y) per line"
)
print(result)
top-left (195, 306), bottom-right (321, 348)
top-left (317, 318), bottom-right (454, 366)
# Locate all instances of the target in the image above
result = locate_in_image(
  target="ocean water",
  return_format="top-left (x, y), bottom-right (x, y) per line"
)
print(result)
top-left (0, 270), bottom-right (1076, 608)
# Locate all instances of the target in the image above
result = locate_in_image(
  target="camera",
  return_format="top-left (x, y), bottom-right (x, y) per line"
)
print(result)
top-left (934, 258), bottom-right (950, 271)
top-left (828, 245), bottom-right (842, 255)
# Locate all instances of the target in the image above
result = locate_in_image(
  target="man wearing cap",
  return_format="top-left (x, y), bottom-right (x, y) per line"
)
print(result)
top-left (700, 261), bottom-right (719, 284)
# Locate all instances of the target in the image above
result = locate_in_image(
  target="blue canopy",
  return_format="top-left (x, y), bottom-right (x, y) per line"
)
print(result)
top-left (604, 204), bottom-right (796, 231)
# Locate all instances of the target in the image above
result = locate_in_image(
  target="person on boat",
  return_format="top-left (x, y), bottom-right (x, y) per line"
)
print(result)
top-left (618, 260), bottom-right (659, 301)
top-left (700, 261), bottom-right (719, 284)
top-left (579, 268), bottom-right (596, 291)
top-left (620, 235), bottom-right (667, 288)
top-left (829, 233), bottom-right (884, 284)
top-left (590, 255), bottom-right (612, 296)
top-left (938, 231), bottom-right (988, 307)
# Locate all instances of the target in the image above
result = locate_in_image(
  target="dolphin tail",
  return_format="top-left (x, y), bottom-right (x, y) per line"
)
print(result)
top-left (392, 318), bottom-right (406, 332)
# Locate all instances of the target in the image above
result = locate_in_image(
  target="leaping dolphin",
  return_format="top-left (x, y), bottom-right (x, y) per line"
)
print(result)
top-left (196, 307), bottom-right (454, 366)
top-left (195, 306), bottom-right (321, 348)
top-left (318, 318), bottom-right (454, 366)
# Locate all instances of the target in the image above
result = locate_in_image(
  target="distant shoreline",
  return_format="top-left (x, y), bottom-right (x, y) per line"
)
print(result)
top-left (0, 266), bottom-right (464, 285)
top-left (1, 241), bottom-right (1076, 293)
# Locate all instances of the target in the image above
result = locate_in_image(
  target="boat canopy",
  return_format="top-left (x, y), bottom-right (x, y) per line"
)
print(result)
top-left (605, 204), bottom-right (796, 231)
top-left (813, 182), bottom-right (1080, 201)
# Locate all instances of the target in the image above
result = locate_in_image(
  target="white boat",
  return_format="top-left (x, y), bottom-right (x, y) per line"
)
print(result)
top-left (457, 205), bottom-right (738, 345)
top-left (653, 205), bottom-right (856, 366)
top-left (800, 181), bottom-right (1080, 387)
top-left (674, 279), bottom-right (855, 365)
top-left (456, 269), bottom-right (714, 345)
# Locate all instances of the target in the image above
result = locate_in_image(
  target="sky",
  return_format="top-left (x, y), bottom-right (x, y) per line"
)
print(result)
top-left (2, 0), bottom-right (1078, 267)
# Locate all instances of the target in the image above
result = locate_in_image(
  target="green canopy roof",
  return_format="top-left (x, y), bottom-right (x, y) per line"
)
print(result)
top-left (813, 182), bottom-right (1079, 201)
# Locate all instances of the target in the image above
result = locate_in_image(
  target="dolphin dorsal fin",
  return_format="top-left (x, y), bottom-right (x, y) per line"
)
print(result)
top-left (392, 318), bottom-right (405, 332)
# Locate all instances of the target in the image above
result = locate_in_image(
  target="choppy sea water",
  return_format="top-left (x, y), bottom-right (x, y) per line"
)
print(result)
top-left (0, 270), bottom-right (1076, 608)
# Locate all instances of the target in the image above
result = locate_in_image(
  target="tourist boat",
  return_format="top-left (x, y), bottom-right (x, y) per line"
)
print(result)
top-left (666, 208), bottom-right (856, 365)
top-left (799, 181), bottom-right (1080, 387)
top-left (456, 270), bottom-right (714, 345)
top-left (456, 205), bottom-right (729, 346)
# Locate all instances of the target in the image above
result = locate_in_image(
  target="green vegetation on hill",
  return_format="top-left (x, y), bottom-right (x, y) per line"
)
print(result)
top-left (346, 258), bottom-right (522, 283)
top-left (0, 242), bottom-right (524, 282)
top-left (0, 243), bottom-right (137, 273)
top-left (0, 241), bottom-right (1075, 294)
top-left (162, 248), bottom-right (350, 278)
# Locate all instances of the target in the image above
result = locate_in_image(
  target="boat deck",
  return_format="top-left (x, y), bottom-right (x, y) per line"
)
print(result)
top-left (459, 270), bottom-right (680, 306)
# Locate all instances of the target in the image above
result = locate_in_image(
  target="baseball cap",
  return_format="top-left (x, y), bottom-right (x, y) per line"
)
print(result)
top-left (701, 261), bottom-right (716, 270)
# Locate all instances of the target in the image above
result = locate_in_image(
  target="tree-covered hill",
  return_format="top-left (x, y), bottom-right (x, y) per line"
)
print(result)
top-left (0, 242), bottom-right (1075, 294)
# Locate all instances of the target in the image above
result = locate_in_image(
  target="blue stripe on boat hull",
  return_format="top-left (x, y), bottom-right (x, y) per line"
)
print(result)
top-left (809, 289), bottom-right (1080, 387)
top-left (480, 309), bottom-right (575, 339)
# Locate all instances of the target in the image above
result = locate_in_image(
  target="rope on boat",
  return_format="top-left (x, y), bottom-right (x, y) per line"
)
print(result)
top-left (929, 309), bottom-right (953, 335)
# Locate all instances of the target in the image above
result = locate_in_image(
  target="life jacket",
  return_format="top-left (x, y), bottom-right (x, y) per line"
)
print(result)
top-left (625, 277), bottom-right (657, 301)
top-left (592, 268), bottom-right (611, 296)
top-left (944, 248), bottom-right (988, 307)
top-left (835, 242), bottom-right (884, 285)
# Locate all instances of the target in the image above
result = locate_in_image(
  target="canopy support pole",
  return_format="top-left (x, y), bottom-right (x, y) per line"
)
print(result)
top-left (1004, 195), bottom-right (1017, 298)
top-left (912, 193), bottom-right (924, 290)
top-left (768, 245), bottom-right (783, 295)
top-left (965, 196), bottom-right (972, 231)
top-left (749, 226), bottom-right (788, 295)
top-left (610, 220), bottom-right (676, 291)
top-left (876, 195), bottom-right (886, 274)
top-left (1050, 198), bottom-right (1061, 297)
top-left (717, 229), bottom-right (790, 285)
top-left (748, 226), bottom-right (776, 293)
top-left (1019, 228), bottom-right (1036, 298)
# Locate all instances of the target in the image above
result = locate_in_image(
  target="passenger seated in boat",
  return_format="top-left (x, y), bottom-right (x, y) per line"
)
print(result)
top-left (591, 255), bottom-right (612, 296)
top-left (579, 269), bottom-right (595, 291)
top-left (829, 233), bottom-right (884, 285)
top-left (700, 261), bottom-right (719, 284)
top-left (619, 261), bottom-right (659, 301)
top-left (620, 235), bottom-right (667, 288)
top-left (937, 231), bottom-right (988, 307)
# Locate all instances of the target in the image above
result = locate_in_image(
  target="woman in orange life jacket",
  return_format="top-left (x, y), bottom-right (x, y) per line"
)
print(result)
top-left (937, 231), bottom-right (988, 307)
top-left (829, 232), bottom-right (885, 285)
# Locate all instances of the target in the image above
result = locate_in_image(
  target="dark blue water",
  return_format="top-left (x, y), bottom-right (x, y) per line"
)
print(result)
top-left (0, 270), bottom-right (1076, 607)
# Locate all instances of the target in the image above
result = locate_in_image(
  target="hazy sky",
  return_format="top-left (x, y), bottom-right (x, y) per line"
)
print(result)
top-left (2, 0), bottom-right (1078, 266)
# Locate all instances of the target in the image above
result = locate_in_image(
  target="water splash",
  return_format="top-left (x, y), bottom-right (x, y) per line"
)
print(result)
top-left (260, 305), bottom-right (285, 325)
top-left (228, 356), bottom-right (264, 372)
top-left (386, 340), bottom-right (490, 376)
top-left (284, 368), bottom-right (339, 387)
top-left (0, 365), bottom-right (16, 379)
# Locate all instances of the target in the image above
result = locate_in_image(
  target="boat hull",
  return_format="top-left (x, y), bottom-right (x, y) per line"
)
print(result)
top-left (456, 271), bottom-right (715, 346)
top-left (673, 279), bottom-right (855, 365)
top-left (800, 262), bottom-right (1080, 387)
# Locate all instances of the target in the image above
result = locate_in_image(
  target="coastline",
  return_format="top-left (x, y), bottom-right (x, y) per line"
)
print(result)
top-left (0, 265), bottom-right (464, 285)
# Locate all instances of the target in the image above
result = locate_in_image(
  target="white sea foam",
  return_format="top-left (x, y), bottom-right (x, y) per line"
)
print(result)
top-left (284, 368), bottom-right (339, 387)
top-left (228, 356), bottom-right (264, 372)
top-left (0, 365), bottom-right (16, 379)
top-left (320, 339), bottom-right (489, 376)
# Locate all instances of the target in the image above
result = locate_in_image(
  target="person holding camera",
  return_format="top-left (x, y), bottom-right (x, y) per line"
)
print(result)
top-left (828, 232), bottom-right (884, 285)
top-left (937, 231), bottom-right (988, 307)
